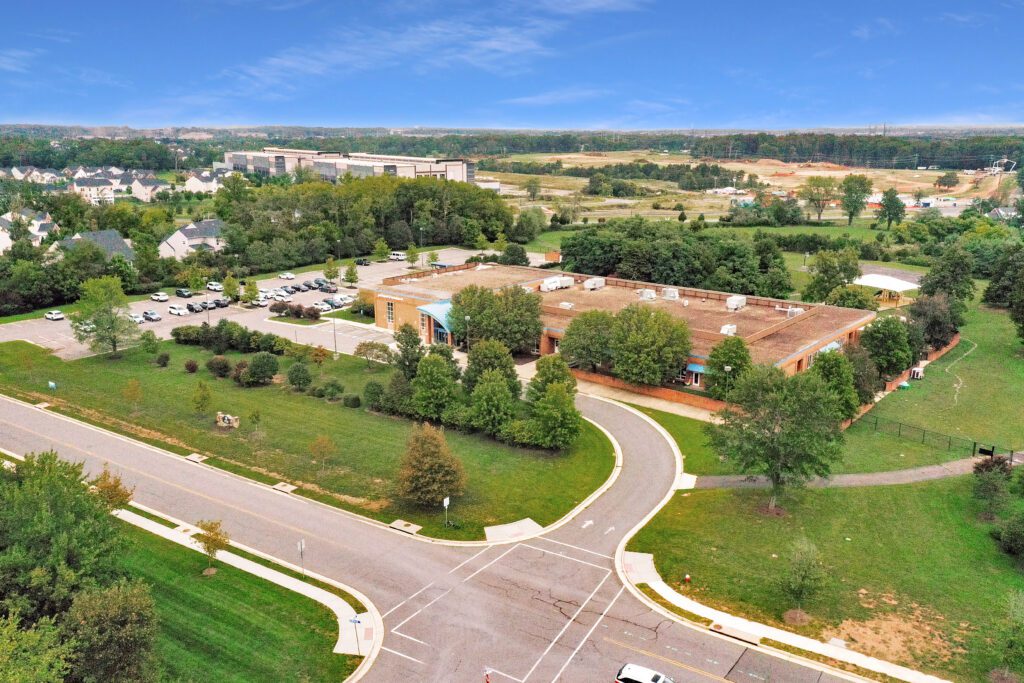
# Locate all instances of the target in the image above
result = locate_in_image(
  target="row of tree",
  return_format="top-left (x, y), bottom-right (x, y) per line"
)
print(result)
top-left (478, 159), bottom-right (758, 192)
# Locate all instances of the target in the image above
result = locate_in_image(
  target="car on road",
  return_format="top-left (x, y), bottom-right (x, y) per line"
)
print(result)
top-left (186, 302), bottom-right (205, 313)
top-left (280, 272), bottom-right (295, 280)
top-left (150, 292), bottom-right (169, 302)
top-left (175, 288), bottom-right (193, 298)
top-left (44, 310), bottom-right (65, 321)
top-left (615, 664), bottom-right (674, 683)
top-left (168, 304), bottom-right (189, 316)
top-left (319, 283), bottom-right (338, 293)
top-left (212, 297), bottom-right (230, 308)
top-left (142, 310), bottom-right (161, 322)
top-left (389, 251), bottom-right (407, 261)
top-left (128, 313), bottom-right (145, 324)
top-left (311, 301), bottom-right (333, 312)
top-left (355, 258), bottom-right (370, 266)
top-left (207, 281), bottom-right (223, 291)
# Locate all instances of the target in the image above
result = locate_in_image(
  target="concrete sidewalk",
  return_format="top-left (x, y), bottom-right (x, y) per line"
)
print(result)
top-left (696, 456), bottom-right (983, 489)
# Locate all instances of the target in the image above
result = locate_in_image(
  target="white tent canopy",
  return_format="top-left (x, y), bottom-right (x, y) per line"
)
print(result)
top-left (852, 273), bottom-right (918, 293)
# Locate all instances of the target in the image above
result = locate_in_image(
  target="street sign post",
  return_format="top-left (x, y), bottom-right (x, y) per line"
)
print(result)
top-left (350, 617), bottom-right (362, 656)
top-left (443, 496), bottom-right (450, 527)
top-left (297, 538), bottom-right (305, 576)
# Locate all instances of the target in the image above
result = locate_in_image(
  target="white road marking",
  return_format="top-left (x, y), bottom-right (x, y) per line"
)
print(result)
top-left (535, 537), bottom-right (613, 560)
top-left (549, 585), bottom-right (625, 682)
top-left (519, 543), bottom-right (610, 572)
top-left (448, 546), bottom-right (490, 575)
top-left (381, 646), bottom-right (424, 665)
top-left (603, 526), bottom-right (615, 535)
top-left (581, 519), bottom-right (593, 529)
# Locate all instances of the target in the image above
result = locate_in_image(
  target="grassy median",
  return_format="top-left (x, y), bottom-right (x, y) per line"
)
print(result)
top-left (0, 341), bottom-right (613, 540)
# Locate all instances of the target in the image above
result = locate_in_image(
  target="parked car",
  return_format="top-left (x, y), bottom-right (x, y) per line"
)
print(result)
top-left (128, 313), bottom-right (145, 324)
top-left (207, 281), bottom-right (223, 292)
top-left (389, 251), bottom-right (407, 261)
top-left (186, 302), bottom-right (205, 313)
top-left (615, 664), bottom-right (674, 683)
top-left (280, 272), bottom-right (295, 280)
top-left (252, 297), bottom-right (269, 307)
top-left (273, 293), bottom-right (293, 303)
top-left (175, 288), bottom-right (193, 298)
top-left (142, 310), bottom-right (161, 322)
top-left (212, 297), bottom-right (230, 308)
top-left (355, 258), bottom-right (370, 266)
top-left (319, 283), bottom-right (338, 293)
top-left (44, 310), bottom-right (65, 321)
top-left (282, 285), bottom-right (298, 294)
top-left (302, 280), bottom-right (316, 289)
top-left (150, 291), bottom-right (169, 302)
top-left (168, 304), bottom-right (189, 316)
top-left (313, 277), bottom-right (328, 286)
top-left (258, 288), bottom-right (270, 296)
top-left (311, 301), bottom-right (333, 313)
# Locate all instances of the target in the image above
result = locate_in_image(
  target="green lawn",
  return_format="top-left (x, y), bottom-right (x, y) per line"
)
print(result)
top-left (630, 405), bottom-right (731, 475)
top-left (708, 221), bottom-right (881, 242)
top-left (630, 479), bottom-right (1024, 681)
top-left (325, 309), bottom-right (375, 324)
top-left (269, 315), bottom-right (325, 326)
top-left (119, 522), bottom-right (359, 681)
top-left (524, 230), bottom-right (577, 254)
top-left (0, 341), bottom-right (613, 540)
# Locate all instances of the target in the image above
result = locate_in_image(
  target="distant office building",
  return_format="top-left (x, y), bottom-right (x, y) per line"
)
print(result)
top-left (224, 147), bottom-right (475, 183)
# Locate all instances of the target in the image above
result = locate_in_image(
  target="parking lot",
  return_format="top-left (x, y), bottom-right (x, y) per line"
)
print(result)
top-left (0, 248), bottom-right (507, 359)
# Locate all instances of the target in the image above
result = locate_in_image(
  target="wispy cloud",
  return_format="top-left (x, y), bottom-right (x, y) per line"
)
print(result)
top-left (24, 29), bottom-right (77, 44)
top-left (0, 49), bottom-right (43, 73)
top-left (939, 12), bottom-right (988, 26)
top-left (502, 87), bottom-right (610, 106)
top-left (851, 17), bottom-right (897, 40)
top-left (531, 0), bottom-right (648, 14)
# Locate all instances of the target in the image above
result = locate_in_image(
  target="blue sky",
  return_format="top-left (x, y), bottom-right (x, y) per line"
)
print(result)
top-left (3, 0), bottom-right (1023, 130)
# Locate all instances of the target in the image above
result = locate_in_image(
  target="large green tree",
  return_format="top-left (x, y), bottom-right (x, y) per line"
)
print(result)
top-left (69, 276), bottom-right (139, 357)
top-left (0, 614), bottom-right (72, 683)
top-left (469, 369), bottom-right (518, 436)
top-left (397, 423), bottom-right (465, 507)
top-left (704, 336), bottom-right (752, 400)
top-left (609, 304), bottom-right (691, 386)
top-left (919, 244), bottom-right (976, 306)
top-left (839, 174), bottom-right (872, 225)
top-left (393, 323), bottom-right (425, 380)
top-left (909, 293), bottom-right (961, 350)
top-left (526, 383), bottom-right (581, 450)
top-left (810, 350), bottom-right (860, 419)
top-left (859, 316), bottom-right (914, 378)
top-left (462, 339), bottom-right (520, 397)
top-left (526, 354), bottom-right (576, 404)
top-left (803, 248), bottom-right (861, 302)
top-left (447, 285), bottom-right (542, 354)
top-left (796, 176), bottom-right (838, 221)
top-left (876, 187), bottom-right (906, 228)
top-left (559, 310), bottom-right (615, 371)
top-left (824, 285), bottom-right (878, 311)
top-left (412, 354), bottom-right (460, 420)
top-left (844, 344), bottom-right (882, 405)
top-left (705, 366), bottom-right (844, 510)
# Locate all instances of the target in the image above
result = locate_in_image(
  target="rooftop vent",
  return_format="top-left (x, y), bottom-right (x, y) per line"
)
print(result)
top-left (638, 288), bottom-right (657, 301)
top-left (662, 287), bottom-right (679, 301)
top-left (558, 302), bottom-right (574, 310)
top-left (583, 277), bottom-right (605, 291)
top-left (726, 295), bottom-right (747, 311)
top-left (720, 324), bottom-right (737, 336)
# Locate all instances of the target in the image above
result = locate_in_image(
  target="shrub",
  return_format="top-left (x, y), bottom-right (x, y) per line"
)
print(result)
top-left (999, 511), bottom-right (1024, 556)
top-left (240, 352), bottom-right (279, 386)
top-left (976, 456), bottom-right (1012, 477)
top-left (184, 359), bottom-right (198, 373)
top-left (363, 380), bottom-right (385, 410)
top-left (231, 360), bottom-right (249, 383)
top-left (288, 303), bottom-right (305, 319)
top-left (321, 379), bottom-right (344, 401)
top-left (342, 394), bottom-right (361, 408)
top-left (440, 402), bottom-right (472, 431)
top-left (171, 325), bottom-right (203, 345)
top-left (269, 301), bottom-right (287, 315)
top-left (303, 306), bottom-right (321, 321)
top-left (155, 352), bottom-right (170, 367)
top-left (206, 355), bottom-right (232, 378)
top-left (287, 363), bottom-right (313, 391)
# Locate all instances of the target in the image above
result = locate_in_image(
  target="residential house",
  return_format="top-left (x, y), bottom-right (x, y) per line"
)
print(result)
top-left (51, 229), bottom-right (134, 261)
top-left (70, 178), bottom-right (115, 205)
top-left (158, 219), bottom-right (225, 259)
top-left (0, 208), bottom-right (59, 248)
top-left (130, 178), bottom-right (170, 202)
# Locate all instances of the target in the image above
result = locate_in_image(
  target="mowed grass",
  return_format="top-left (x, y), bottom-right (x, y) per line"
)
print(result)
top-left (119, 522), bottom-right (358, 681)
top-left (630, 405), bottom-right (731, 475)
top-left (524, 229), bottom-right (578, 254)
top-left (630, 480), bottom-right (1024, 681)
top-left (324, 308), bottom-right (375, 324)
top-left (0, 341), bottom-right (612, 540)
top-left (708, 221), bottom-right (880, 242)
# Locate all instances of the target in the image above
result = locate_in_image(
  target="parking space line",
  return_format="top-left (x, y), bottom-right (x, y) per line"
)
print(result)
top-left (519, 543), bottom-right (610, 572)
top-left (382, 581), bottom-right (435, 618)
top-left (448, 546), bottom-right (490, 575)
top-left (549, 585), bottom-right (624, 682)
top-left (534, 537), bottom-right (613, 560)
top-left (381, 646), bottom-right (424, 665)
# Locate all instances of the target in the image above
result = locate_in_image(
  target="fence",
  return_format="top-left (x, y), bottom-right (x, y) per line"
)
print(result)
top-left (858, 414), bottom-right (1019, 462)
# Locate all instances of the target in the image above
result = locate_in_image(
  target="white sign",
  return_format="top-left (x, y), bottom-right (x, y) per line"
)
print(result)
top-left (443, 496), bottom-right (450, 509)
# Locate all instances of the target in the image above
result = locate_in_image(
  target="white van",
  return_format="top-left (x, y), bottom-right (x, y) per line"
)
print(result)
top-left (389, 251), bottom-right (407, 261)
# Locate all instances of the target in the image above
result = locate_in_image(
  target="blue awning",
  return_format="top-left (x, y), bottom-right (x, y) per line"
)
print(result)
top-left (686, 363), bottom-right (706, 374)
top-left (417, 301), bottom-right (452, 330)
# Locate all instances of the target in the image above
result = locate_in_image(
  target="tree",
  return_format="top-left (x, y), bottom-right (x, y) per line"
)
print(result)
top-left (309, 435), bottom-right (336, 475)
top-left (138, 330), bottom-right (159, 354)
top-left (242, 351), bottom-right (279, 386)
top-left (1013, 276), bottom-right (1024, 345)
top-left (122, 378), bottom-right (143, 413)
top-left (526, 354), bottom-right (576, 404)
top-left (810, 350), bottom-right (860, 420)
top-left (493, 286), bottom-right (543, 354)
top-left (524, 177), bottom-right (541, 200)
top-left (412, 354), bottom-right (460, 420)
top-left (406, 243), bottom-right (420, 268)
top-left (428, 251), bottom-right (440, 267)
top-left (824, 285), bottom-right (878, 311)
top-left (705, 366), bottom-right (844, 510)
top-left (935, 171), bottom-right (959, 189)
top-left (778, 538), bottom-right (826, 609)
top-left (509, 207), bottom-right (544, 243)
top-left (397, 423), bottom-right (465, 507)
top-left (241, 280), bottom-right (259, 305)
top-left (343, 262), bottom-right (359, 288)
top-left (61, 580), bottom-right (157, 683)
top-left (90, 465), bottom-right (134, 510)
top-left (372, 238), bottom-right (390, 262)
top-left (0, 451), bottom-right (123, 623)
top-left (909, 293), bottom-right (961, 350)
top-left (310, 345), bottom-right (331, 368)
top-left (195, 519), bottom-right (230, 569)
top-left (69, 276), bottom-right (139, 357)
top-left (609, 304), bottom-right (691, 386)
top-left (920, 244), bottom-right (976, 306)
top-left (559, 310), bottom-right (615, 371)
top-left (876, 187), bottom-right (906, 228)
top-left (223, 274), bottom-right (239, 302)
top-left (287, 362), bottom-right (313, 391)
top-left (860, 316), bottom-right (914, 378)
top-left (0, 615), bottom-right (72, 683)
top-left (975, 469), bottom-right (1010, 521)
top-left (844, 344), bottom-right (881, 405)
top-left (394, 323), bottom-right (425, 380)
top-left (499, 243), bottom-right (530, 266)
top-left (191, 380), bottom-right (211, 414)
top-left (323, 257), bottom-right (340, 283)
top-left (527, 382), bottom-right (582, 449)
top-left (354, 340), bottom-right (393, 369)
top-left (704, 336), bottom-right (752, 400)
top-left (470, 369), bottom-right (517, 435)
top-left (797, 176), bottom-right (838, 221)
top-left (802, 248), bottom-right (861, 302)
top-left (839, 174), bottom-right (872, 225)
top-left (463, 339), bottom-right (519, 396)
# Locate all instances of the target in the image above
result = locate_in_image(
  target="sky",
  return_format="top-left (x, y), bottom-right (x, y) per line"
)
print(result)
top-left (3, 0), bottom-right (1024, 130)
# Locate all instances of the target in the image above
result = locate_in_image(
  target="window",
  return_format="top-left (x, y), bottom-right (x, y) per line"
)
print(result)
top-left (386, 301), bottom-right (394, 324)
top-left (691, 372), bottom-right (701, 387)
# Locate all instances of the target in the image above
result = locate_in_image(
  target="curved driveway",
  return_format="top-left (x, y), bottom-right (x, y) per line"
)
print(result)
top-left (0, 392), bottom-right (850, 682)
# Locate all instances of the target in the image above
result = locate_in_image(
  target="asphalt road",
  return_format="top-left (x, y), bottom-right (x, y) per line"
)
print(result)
top-left (0, 392), bottom-right (851, 683)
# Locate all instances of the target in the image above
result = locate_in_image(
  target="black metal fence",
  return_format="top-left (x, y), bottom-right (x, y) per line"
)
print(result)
top-left (856, 414), bottom-right (1019, 462)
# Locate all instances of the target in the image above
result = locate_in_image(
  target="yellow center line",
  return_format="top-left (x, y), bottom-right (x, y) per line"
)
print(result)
top-left (603, 637), bottom-right (731, 682)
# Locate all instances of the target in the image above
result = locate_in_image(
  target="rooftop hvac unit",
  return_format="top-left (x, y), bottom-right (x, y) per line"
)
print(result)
top-left (720, 324), bottom-right (738, 336)
top-left (786, 307), bottom-right (805, 318)
top-left (558, 276), bottom-right (574, 289)
top-left (726, 295), bottom-right (747, 311)
top-left (583, 277), bottom-right (605, 291)
top-left (558, 301), bottom-right (574, 310)
top-left (682, 299), bottom-right (689, 307)
top-left (662, 287), bottom-right (679, 300)
top-left (540, 276), bottom-right (562, 292)
top-left (521, 285), bottom-right (534, 293)
top-left (638, 288), bottom-right (657, 301)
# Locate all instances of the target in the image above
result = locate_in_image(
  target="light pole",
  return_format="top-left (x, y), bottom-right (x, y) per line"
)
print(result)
top-left (464, 315), bottom-right (471, 351)
top-left (332, 318), bottom-right (338, 356)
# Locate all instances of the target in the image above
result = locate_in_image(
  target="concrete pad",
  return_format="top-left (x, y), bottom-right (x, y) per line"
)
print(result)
top-left (676, 473), bottom-right (697, 490)
top-left (389, 519), bottom-right (422, 535)
top-left (483, 517), bottom-right (542, 542)
top-left (622, 551), bottom-right (661, 584)
top-left (185, 453), bottom-right (208, 463)
top-left (34, 401), bottom-right (50, 409)
top-left (272, 482), bottom-right (297, 493)
top-left (336, 611), bottom-right (375, 656)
